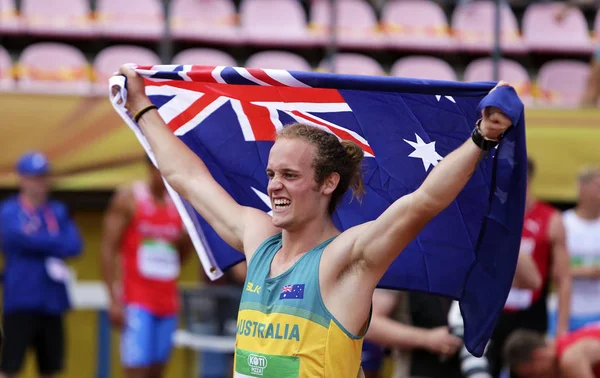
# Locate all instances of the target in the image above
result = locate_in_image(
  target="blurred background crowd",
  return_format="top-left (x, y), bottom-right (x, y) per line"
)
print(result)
top-left (0, 0), bottom-right (599, 377)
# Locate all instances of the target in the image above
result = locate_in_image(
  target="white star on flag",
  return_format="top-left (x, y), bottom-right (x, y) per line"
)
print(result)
top-left (404, 134), bottom-right (444, 172)
top-left (435, 95), bottom-right (456, 103)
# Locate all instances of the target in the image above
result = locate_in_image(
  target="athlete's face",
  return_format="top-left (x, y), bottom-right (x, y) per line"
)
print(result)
top-left (19, 174), bottom-right (50, 204)
top-left (266, 138), bottom-right (329, 230)
top-left (579, 175), bottom-right (600, 213)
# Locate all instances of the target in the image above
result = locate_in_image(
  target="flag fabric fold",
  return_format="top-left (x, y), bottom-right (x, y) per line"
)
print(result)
top-left (109, 65), bottom-right (527, 357)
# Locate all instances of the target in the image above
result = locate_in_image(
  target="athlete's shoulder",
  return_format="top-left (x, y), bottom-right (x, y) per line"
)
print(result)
top-left (534, 200), bottom-right (558, 216)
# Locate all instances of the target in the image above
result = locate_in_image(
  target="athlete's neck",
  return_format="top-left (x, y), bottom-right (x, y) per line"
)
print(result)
top-left (280, 217), bottom-right (339, 261)
top-left (20, 192), bottom-right (46, 209)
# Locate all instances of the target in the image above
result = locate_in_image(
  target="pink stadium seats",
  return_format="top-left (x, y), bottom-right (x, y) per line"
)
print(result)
top-left (93, 45), bottom-right (161, 94)
top-left (169, 0), bottom-right (239, 45)
top-left (523, 2), bottom-right (592, 54)
top-left (17, 42), bottom-right (91, 95)
top-left (240, 0), bottom-right (314, 47)
top-left (536, 60), bottom-right (590, 108)
top-left (381, 0), bottom-right (456, 52)
top-left (245, 51), bottom-right (312, 71)
top-left (451, 1), bottom-right (526, 54)
top-left (390, 56), bottom-right (457, 81)
top-left (0, 0), bottom-right (21, 34)
top-left (21, 0), bottom-right (94, 37)
top-left (310, 0), bottom-right (385, 49)
top-left (96, 0), bottom-right (163, 41)
top-left (0, 45), bottom-right (15, 91)
top-left (172, 48), bottom-right (237, 67)
top-left (463, 58), bottom-right (533, 106)
top-left (319, 53), bottom-right (385, 76)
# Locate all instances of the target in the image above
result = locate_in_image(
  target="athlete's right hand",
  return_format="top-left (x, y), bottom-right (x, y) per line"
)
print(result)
top-left (423, 326), bottom-right (462, 357)
top-left (116, 64), bottom-right (153, 115)
top-left (108, 301), bottom-right (126, 329)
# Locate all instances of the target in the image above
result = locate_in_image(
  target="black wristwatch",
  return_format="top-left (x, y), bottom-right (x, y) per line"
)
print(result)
top-left (471, 118), bottom-right (501, 151)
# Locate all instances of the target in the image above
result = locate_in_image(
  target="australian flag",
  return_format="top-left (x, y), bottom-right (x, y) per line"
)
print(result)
top-left (110, 64), bottom-right (527, 357)
top-left (280, 284), bottom-right (305, 300)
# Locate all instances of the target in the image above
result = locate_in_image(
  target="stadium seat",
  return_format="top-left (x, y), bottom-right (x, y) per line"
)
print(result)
top-left (310, 0), bottom-right (385, 50)
top-left (0, 45), bottom-right (15, 91)
top-left (451, 1), bottom-right (526, 54)
top-left (381, 0), bottom-right (456, 53)
top-left (96, 0), bottom-right (163, 41)
top-left (522, 2), bottom-right (592, 54)
top-left (172, 48), bottom-right (237, 67)
top-left (319, 53), bottom-right (385, 76)
top-left (17, 42), bottom-right (91, 95)
top-left (21, 0), bottom-right (94, 37)
top-left (463, 58), bottom-right (533, 106)
top-left (93, 45), bottom-right (161, 94)
top-left (390, 56), bottom-right (457, 81)
top-left (245, 51), bottom-right (312, 71)
top-left (169, 0), bottom-right (240, 45)
top-left (0, 0), bottom-right (21, 34)
top-left (536, 60), bottom-right (590, 108)
top-left (240, 0), bottom-right (314, 47)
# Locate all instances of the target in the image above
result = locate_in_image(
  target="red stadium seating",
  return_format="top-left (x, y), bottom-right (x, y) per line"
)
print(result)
top-left (464, 57), bottom-right (534, 106)
top-left (451, 0), bottom-right (527, 54)
top-left (390, 56), bottom-right (457, 81)
top-left (172, 48), bottom-right (238, 67)
top-left (169, 0), bottom-right (240, 45)
top-left (318, 52), bottom-right (385, 76)
top-left (536, 60), bottom-right (590, 108)
top-left (17, 42), bottom-right (91, 95)
top-left (381, 0), bottom-right (456, 53)
top-left (245, 50), bottom-right (312, 71)
top-left (523, 2), bottom-right (593, 54)
top-left (240, 0), bottom-right (315, 48)
top-left (310, 0), bottom-right (385, 50)
top-left (21, 0), bottom-right (94, 38)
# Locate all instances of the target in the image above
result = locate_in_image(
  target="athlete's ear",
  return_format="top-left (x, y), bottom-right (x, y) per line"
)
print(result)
top-left (322, 172), bottom-right (339, 196)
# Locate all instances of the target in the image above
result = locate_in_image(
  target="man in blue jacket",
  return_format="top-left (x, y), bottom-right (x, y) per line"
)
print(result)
top-left (0, 151), bottom-right (83, 378)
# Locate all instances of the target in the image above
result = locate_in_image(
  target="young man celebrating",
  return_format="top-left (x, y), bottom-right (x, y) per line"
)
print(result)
top-left (114, 65), bottom-right (516, 378)
top-left (503, 325), bottom-right (600, 378)
top-left (100, 158), bottom-right (192, 378)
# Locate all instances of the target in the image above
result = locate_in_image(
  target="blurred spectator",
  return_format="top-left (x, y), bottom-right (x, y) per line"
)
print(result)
top-left (365, 290), bottom-right (464, 378)
top-left (100, 157), bottom-right (192, 378)
top-left (0, 151), bottom-right (83, 378)
top-left (196, 261), bottom-right (246, 378)
top-left (503, 325), bottom-right (600, 378)
top-left (487, 158), bottom-right (572, 377)
top-left (554, 166), bottom-right (600, 333)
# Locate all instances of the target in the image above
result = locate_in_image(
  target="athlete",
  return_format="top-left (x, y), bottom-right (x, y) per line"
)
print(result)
top-left (113, 65), bottom-right (514, 378)
top-left (100, 157), bottom-right (192, 378)
top-left (503, 324), bottom-right (600, 378)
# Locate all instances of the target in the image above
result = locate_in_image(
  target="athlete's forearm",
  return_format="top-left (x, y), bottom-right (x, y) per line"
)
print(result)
top-left (571, 266), bottom-right (600, 279)
top-left (417, 138), bottom-right (486, 216)
top-left (136, 108), bottom-right (213, 196)
top-left (100, 248), bottom-right (120, 304)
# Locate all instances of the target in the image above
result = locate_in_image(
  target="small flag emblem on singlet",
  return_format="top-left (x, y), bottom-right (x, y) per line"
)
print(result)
top-left (279, 284), bottom-right (305, 299)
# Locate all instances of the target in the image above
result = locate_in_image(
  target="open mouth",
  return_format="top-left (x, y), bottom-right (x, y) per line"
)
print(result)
top-left (273, 198), bottom-right (291, 210)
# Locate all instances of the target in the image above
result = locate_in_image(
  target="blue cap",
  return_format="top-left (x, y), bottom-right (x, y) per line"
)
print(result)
top-left (16, 151), bottom-right (50, 176)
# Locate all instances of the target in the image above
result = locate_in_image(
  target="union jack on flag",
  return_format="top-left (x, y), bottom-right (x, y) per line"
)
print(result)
top-left (110, 64), bottom-right (527, 357)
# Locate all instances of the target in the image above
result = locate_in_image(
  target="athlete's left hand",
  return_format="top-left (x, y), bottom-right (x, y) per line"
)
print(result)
top-left (479, 81), bottom-right (513, 140)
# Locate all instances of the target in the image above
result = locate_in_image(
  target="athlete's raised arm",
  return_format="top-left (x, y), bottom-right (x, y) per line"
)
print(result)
top-left (352, 81), bottom-right (515, 283)
top-left (115, 66), bottom-right (277, 258)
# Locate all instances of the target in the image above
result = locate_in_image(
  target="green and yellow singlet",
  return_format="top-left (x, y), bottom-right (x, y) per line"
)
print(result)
top-left (234, 233), bottom-right (368, 378)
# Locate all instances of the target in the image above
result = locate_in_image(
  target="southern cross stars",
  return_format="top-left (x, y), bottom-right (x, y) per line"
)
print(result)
top-left (404, 134), bottom-right (444, 172)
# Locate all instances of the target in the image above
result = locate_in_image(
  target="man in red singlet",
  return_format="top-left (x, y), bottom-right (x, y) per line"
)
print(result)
top-left (503, 324), bottom-right (600, 378)
top-left (100, 158), bottom-right (192, 378)
top-left (488, 158), bottom-right (572, 377)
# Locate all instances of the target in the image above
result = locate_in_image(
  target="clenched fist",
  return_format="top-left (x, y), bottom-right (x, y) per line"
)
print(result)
top-left (479, 80), bottom-right (513, 141)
